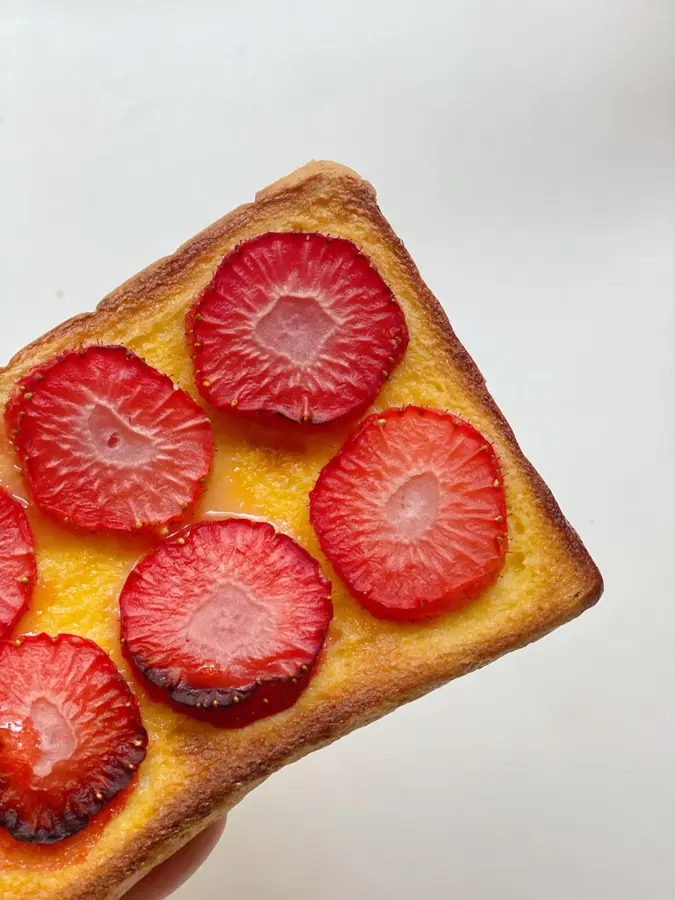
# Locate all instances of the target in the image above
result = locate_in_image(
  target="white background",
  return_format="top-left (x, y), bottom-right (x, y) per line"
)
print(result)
top-left (1, 2), bottom-right (674, 898)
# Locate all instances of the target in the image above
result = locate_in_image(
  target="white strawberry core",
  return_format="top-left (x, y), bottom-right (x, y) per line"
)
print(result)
top-left (385, 472), bottom-right (440, 540)
top-left (255, 295), bottom-right (336, 365)
top-left (30, 697), bottom-right (77, 778)
top-left (187, 582), bottom-right (279, 678)
top-left (88, 403), bottom-right (152, 464)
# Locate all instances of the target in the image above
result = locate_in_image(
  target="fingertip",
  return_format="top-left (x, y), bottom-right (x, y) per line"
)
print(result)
top-left (124, 817), bottom-right (226, 899)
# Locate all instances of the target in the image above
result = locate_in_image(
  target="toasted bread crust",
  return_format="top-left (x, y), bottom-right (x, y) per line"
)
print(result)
top-left (0, 162), bottom-right (602, 899)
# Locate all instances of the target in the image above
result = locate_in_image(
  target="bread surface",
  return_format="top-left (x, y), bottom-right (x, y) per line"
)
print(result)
top-left (0, 161), bottom-right (602, 899)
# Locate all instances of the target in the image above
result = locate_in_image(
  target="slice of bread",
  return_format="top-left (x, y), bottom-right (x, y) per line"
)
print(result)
top-left (0, 161), bottom-right (602, 899)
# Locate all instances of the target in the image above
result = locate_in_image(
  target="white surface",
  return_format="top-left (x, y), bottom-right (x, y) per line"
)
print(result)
top-left (1, 2), bottom-right (674, 898)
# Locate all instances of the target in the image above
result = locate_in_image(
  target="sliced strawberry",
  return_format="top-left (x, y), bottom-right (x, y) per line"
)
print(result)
top-left (8, 346), bottom-right (213, 532)
top-left (0, 633), bottom-right (147, 844)
top-left (4, 358), bottom-right (53, 440)
top-left (120, 519), bottom-right (332, 724)
top-left (0, 489), bottom-right (36, 637)
top-left (187, 232), bottom-right (408, 425)
top-left (310, 406), bottom-right (508, 621)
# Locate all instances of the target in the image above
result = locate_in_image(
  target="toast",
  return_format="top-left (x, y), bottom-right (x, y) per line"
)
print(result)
top-left (0, 161), bottom-right (603, 899)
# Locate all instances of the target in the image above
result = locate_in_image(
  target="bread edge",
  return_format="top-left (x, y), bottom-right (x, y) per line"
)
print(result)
top-left (1, 160), bottom-right (603, 899)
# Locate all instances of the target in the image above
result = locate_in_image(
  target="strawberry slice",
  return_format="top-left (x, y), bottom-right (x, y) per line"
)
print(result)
top-left (0, 633), bottom-right (147, 844)
top-left (120, 519), bottom-right (332, 725)
top-left (187, 232), bottom-right (408, 424)
top-left (310, 406), bottom-right (508, 621)
top-left (3, 358), bottom-right (53, 441)
top-left (7, 346), bottom-right (213, 532)
top-left (0, 489), bottom-right (36, 637)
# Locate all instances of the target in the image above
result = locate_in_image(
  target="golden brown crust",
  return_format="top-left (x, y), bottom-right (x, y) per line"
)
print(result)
top-left (0, 161), bottom-right (602, 899)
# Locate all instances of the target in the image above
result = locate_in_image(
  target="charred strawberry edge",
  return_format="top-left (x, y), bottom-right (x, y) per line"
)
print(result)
top-left (0, 633), bottom-right (148, 845)
top-left (120, 521), bottom-right (332, 714)
top-left (125, 644), bottom-right (316, 711)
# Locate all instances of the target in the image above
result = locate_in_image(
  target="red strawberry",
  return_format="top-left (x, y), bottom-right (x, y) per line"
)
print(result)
top-left (7, 346), bottom-right (213, 532)
top-left (0, 633), bottom-right (147, 844)
top-left (0, 489), bottom-right (36, 637)
top-left (310, 406), bottom-right (508, 621)
top-left (120, 519), bottom-right (332, 725)
top-left (3, 358), bottom-right (53, 440)
top-left (187, 232), bottom-right (408, 425)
